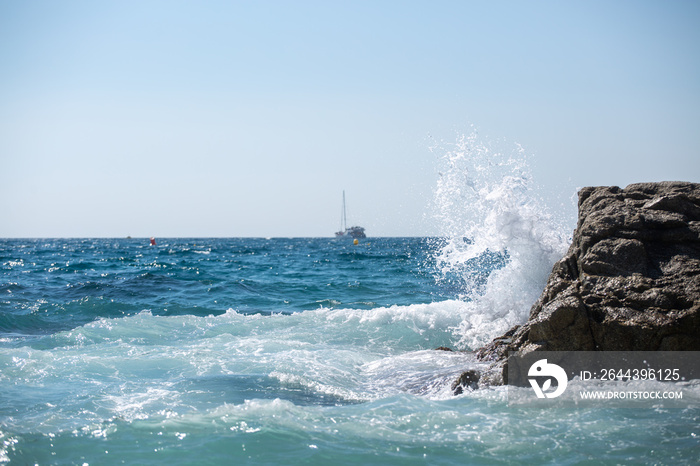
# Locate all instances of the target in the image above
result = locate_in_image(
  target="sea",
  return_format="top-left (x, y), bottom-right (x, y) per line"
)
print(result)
top-left (2, 135), bottom-right (699, 464)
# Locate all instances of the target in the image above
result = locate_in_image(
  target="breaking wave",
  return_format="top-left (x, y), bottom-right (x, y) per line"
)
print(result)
top-left (430, 130), bottom-right (571, 349)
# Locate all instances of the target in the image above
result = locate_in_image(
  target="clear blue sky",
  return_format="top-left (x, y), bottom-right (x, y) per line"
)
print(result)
top-left (2, 0), bottom-right (699, 237)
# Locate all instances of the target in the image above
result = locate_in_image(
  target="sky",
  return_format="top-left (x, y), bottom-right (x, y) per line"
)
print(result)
top-left (1, 0), bottom-right (699, 237)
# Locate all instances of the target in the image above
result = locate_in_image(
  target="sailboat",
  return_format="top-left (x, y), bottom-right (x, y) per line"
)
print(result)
top-left (335, 191), bottom-right (366, 239)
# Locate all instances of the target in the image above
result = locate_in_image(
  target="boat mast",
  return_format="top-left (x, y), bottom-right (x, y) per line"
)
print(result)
top-left (341, 190), bottom-right (347, 232)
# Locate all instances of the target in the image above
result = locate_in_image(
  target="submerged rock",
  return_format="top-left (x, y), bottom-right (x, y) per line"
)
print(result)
top-left (464, 181), bottom-right (700, 387)
top-left (434, 346), bottom-right (454, 352)
top-left (451, 369), bottom-right (480, 394)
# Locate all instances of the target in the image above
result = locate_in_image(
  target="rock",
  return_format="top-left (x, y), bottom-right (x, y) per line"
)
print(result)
top-left (451, 369), bottom-right (480, 394)
top-left (471, 181), bottom-right (700, 387)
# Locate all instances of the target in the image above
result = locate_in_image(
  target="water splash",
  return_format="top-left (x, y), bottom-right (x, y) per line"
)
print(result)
top-left (431, 129), bottom-right (570, 349)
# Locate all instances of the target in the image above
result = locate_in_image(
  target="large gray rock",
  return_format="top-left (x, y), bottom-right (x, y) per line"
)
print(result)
top-left (461, 182), bottom-right (700, 389)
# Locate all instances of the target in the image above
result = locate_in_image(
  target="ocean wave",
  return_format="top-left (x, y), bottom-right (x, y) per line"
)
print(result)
top-left (0, 301), bottom-right (484, 436)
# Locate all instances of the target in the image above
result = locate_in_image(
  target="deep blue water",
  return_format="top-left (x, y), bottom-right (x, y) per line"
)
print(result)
top-left (1, 237), bottom-right (698, 465)
top-left (0, 238), bottom-right (447, 338)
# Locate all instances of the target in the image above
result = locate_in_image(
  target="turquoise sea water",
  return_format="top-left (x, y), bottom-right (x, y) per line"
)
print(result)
top-left (1, 237), bottom-right (698, 465)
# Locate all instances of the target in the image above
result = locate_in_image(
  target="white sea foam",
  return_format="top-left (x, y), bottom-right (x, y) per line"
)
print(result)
top-left (431, 130), bottom-right (570, 349)
top-left (0, 302), bottom-right (471, 431)
top-left (360, 349), bottom-right (485, 399)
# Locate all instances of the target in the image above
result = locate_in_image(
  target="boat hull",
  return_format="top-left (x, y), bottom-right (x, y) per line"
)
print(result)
top-left (336, 227), bottom-right (366, 239)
